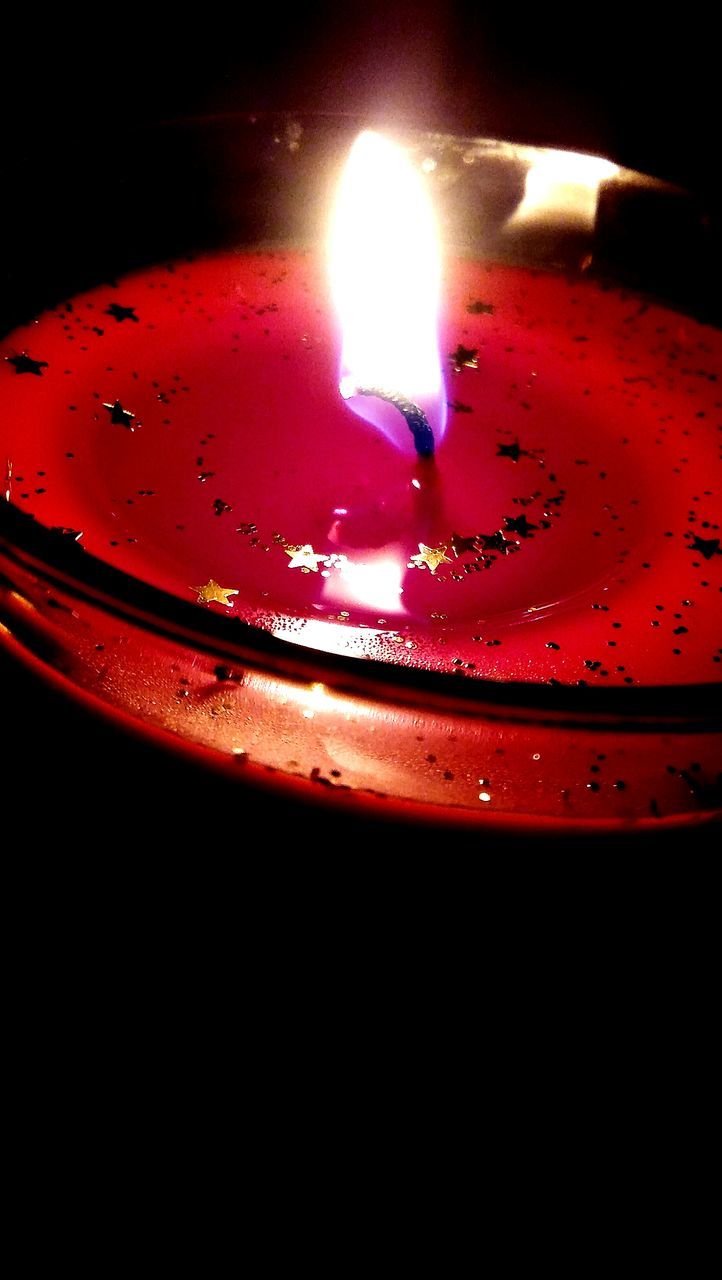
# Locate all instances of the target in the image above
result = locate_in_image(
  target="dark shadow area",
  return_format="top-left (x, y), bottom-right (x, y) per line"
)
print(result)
top-left (1, 4), bottom-right (719, 199)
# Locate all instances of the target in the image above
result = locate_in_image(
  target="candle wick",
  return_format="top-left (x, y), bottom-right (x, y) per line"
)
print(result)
top-left (352, 386), bottom-right (435, 458)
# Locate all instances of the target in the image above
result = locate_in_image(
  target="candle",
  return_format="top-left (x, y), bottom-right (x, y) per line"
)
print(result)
top-left (0, 118), bottom-right (720, 831)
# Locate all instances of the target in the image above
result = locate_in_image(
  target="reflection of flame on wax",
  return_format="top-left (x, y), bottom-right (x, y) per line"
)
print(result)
top-left (273, 618), bottom-right (385, 659)
top-left (328, 130), bottom-right (446, 453)
top-left (273, 557), bottom-right (405, 660)
top-left (289, 680), bottom-right (336, 720)
top-left (507, 149), bottom-right (619, 231)
top-left (327, 554), bottom-right (405, 615)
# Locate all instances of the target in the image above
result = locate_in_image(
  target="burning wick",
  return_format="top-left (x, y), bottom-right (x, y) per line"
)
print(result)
top-left (330, 131), bottom-right (445, 460)
top-left (339, 378), bottom-right (434, 458)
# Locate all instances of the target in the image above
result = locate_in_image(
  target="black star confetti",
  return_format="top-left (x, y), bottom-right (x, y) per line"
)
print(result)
top-left (688, 535), bottom-right (721, 560)
top-left (477, 530), bottom-right (517, 555)
top-left (103, 400), bottom-right (136, 428)
top-left (504, 514), bottom-right (537, 538)
top-left (5, 352), bottom-right (48, 376)
top-left (105, 303), bottom-right (139, 323)
top-left (450, 531), bottom-right (480, 558)
top-left (449, 344), bottom-right (478, 371)
top-left (496, 441), bottom-right (529, 462)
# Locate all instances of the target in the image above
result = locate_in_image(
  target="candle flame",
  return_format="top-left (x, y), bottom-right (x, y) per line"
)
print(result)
top-left (329, 130), bottom-right (446, 453)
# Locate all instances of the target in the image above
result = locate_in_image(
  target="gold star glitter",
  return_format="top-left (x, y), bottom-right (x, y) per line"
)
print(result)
top-left (192, 579), bottom-right (238, 607)
top-left (410, 543), bottom-right (452, 574)
top-left (285, 544), bottom-right (328, 572)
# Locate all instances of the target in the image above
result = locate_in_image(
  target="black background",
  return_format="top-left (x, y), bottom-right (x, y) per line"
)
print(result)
top-left (2, 2), bottom-right (719, 197)
top-left (1, 3), bottom-right (719, 851)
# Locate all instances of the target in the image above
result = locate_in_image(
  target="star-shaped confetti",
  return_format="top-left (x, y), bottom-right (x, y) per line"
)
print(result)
top-left (285, 544), bottom-right (328, 572)
top-left (449, 344), bottom-right (478, 372)
top-left (409, 543), bottom-right (452, 574)
top-left (477, 530), bottom-right (516, 555)
top-left (192, 579), bottom-right (238, 607)
top-left (105, 303), bottom-right (139, 323)
top-left (103, 400), bottom-right (136, 428)
top-left (496, 441), bottom-right (527, 462)
top-left (5, 352), bottom-right (48, 376)
top-left (467, 299), bottom-right (494, 315)
top-left (688, 534), bottom-right (721, 560)
top-left (450, 531), bottom-right (480, 558)
top-left (504, 514), bottom-right (537, 538)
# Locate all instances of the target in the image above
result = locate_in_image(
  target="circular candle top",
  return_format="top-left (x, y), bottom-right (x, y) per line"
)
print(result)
top-left (1, 249), bottom-right (721, 689)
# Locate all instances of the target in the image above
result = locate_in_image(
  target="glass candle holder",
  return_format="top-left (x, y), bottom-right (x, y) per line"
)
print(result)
top-left (1, 113), bottom-right (720, 831)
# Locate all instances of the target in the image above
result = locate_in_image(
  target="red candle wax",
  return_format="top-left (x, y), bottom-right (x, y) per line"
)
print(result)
top-left (1, 249), bottom-right (721, 826)
top-left (2, 249), bottom-right (721, 680)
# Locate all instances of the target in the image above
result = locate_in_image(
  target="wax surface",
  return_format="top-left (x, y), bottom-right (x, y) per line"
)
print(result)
top-left (2, 250), bottom-right (721, 687)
